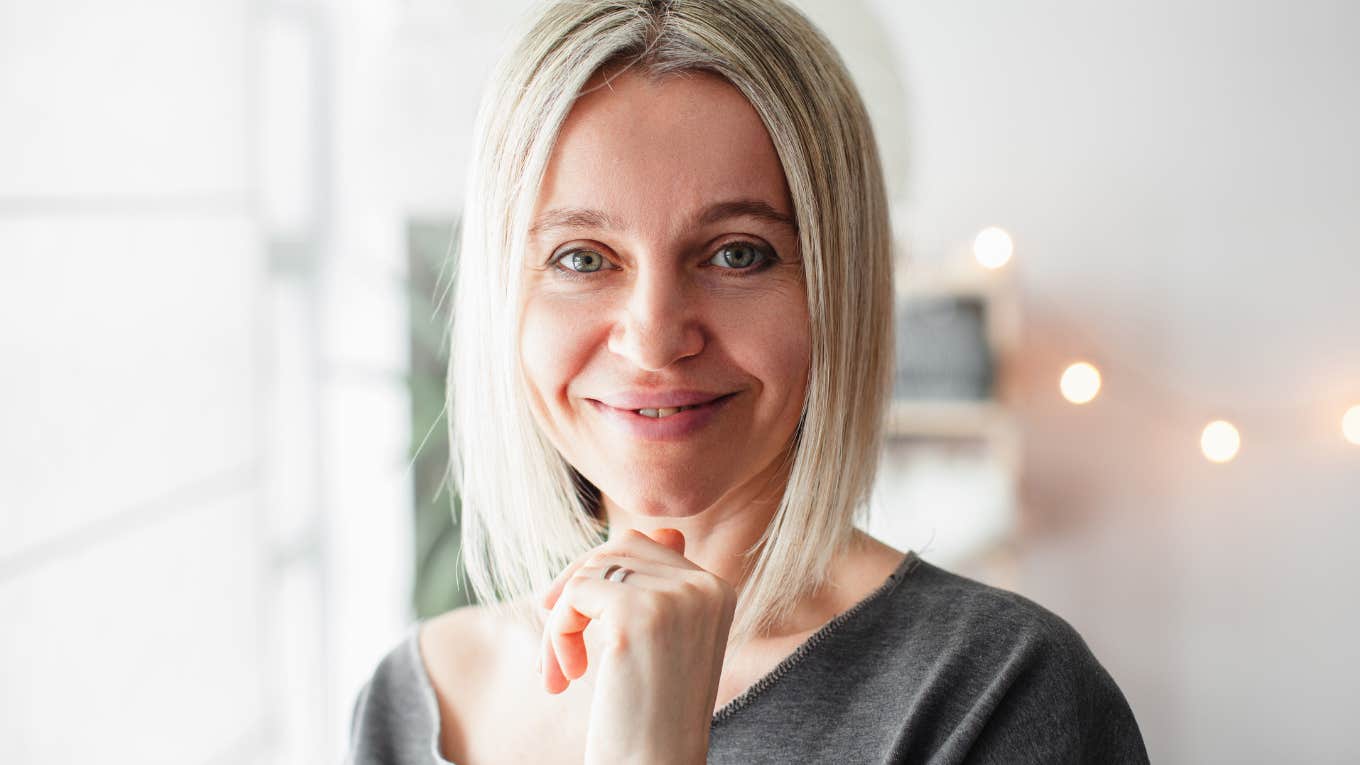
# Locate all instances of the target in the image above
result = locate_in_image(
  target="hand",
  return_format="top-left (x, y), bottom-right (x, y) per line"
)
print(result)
top-left (538, 528), bottom-right (736, 765)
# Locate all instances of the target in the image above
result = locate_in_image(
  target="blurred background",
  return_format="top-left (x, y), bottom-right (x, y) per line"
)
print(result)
top-left (1, 0), bottom-right (1356, 762)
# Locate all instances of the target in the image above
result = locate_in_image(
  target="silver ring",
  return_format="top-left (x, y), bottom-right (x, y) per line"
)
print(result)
top-left (602, 564), bottom-right (632, 583)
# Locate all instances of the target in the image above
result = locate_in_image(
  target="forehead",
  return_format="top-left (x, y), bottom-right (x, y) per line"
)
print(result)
top-left (532, 68), bottom-right (793, 237)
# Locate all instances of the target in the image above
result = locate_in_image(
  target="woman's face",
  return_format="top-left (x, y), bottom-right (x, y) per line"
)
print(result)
top-left (520, 69), bottom-right (811, 518)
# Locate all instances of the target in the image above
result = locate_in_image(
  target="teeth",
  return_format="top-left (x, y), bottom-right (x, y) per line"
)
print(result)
top-left (636, 405), bottom-right (692, 418)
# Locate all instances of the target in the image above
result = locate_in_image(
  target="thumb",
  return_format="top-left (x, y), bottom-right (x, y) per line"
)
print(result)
top-left (650, 527), bottom-right (686, 556)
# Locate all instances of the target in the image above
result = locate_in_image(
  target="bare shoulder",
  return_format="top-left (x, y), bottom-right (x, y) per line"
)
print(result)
top-left (417, 602), bottom-right (576, 764)
top-left (417, 604), bottom-right (513, 763)
top-left (420, 600), bottom-right (545, 677)
top-left (419, 604), bottom-right (498, 681)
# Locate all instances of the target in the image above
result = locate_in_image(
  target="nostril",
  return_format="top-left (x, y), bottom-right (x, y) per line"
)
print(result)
top-left (606, 319), bottom-right (705, 371)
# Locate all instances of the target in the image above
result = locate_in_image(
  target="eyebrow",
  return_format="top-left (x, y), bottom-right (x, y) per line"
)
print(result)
top-left (528, 198), bottom-right (798, 237)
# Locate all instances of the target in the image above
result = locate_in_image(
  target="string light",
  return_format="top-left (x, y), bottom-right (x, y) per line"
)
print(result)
top-left (1344, 405), bottom-right (1360, 446)
top-left (1200, 421), bottom-right (1241, 463)
top-left (957, 227), bottom-right (1346, 455)
top-left (973, 227), bottom-right (1013, 270)
top-left (1060, 362), bottom-right (1102, 404)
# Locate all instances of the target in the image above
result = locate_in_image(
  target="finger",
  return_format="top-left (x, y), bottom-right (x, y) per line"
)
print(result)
top-left (574, 569), bottom-right (669, 594)
top-left (540, 554), bottom-right (592, 610)
top-left (541, 544), bottom-right (641, 611)
top-left (606, 528), bottom-right (692, 569)
top-left (546, 570), bottom-right (667, 685)
top-left (541, 529), bottom-right (690, 612)
top-left (551, 573), bottom-right (675, 625)
top-left (547, 582), bottom-right (596, 682)
top-left (546, 556), bottom-right (669, 686)
top-left (577, 555), bottom-right (671, 582)
top-left (550, 612), bottom-right (590, 681)
top-left (541, 624), bottom-right (571, 693)
top-left (649, 527), bottom-right (686, 556)
top-left (541, 591), bottom-right (584, 694)
top-left (539, 548), bottom-right (615, 687)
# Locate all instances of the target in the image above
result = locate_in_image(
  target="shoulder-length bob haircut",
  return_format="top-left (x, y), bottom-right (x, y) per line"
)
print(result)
top-left (449, 0), bottom-right (892, 647)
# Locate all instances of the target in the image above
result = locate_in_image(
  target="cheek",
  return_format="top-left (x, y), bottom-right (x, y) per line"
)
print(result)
top-left (519, 294), bottom-right (604, 420)
top-left (771, 328), bottom-right (812, 431)
top-left (725, 291), bottom-right (812, 402)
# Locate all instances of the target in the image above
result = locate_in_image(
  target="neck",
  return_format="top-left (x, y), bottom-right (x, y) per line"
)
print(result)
top-left (600, 489), bottom-right (780, 593)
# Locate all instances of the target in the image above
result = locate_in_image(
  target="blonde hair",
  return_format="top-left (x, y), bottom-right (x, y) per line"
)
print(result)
top-left (449, 0), bottom-right (892, 648)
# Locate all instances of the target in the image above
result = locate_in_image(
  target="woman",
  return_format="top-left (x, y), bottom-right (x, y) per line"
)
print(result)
top-left (349, 1), bottom-right (1149, 762)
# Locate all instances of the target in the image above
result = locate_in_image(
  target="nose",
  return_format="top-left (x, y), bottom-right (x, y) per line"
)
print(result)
top-left (606, 263), bottom-right (704, 371)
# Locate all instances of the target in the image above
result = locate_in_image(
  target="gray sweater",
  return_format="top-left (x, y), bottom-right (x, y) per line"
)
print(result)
top-left (347, 552), bottom-right (1149, 764)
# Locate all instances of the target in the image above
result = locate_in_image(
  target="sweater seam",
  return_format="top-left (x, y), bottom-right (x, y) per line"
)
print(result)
top-left (710, 551), bottom-right (922, 728)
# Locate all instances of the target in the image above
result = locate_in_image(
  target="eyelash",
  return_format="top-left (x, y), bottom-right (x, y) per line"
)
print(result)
top-left (547, 240), bottom-right (778, 279)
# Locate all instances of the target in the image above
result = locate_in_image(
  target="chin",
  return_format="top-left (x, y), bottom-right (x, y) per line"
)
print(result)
top-left (598, 474), bottom-right (727, 519)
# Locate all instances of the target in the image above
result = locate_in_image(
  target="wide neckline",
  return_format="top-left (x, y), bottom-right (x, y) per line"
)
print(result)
top-left (409, 548), bottom-right (920, 758)
top-left (710, 549), bottom-right (919, 725)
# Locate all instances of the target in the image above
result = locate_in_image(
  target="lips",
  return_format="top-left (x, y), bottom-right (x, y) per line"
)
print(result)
top-left (587, 392), bottom-right (737, 441)
top-left (595, 390), bottom-right (735, 411)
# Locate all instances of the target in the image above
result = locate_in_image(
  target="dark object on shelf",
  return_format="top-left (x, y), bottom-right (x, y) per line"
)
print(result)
top-left (894, 295), bottom-right (994, 400)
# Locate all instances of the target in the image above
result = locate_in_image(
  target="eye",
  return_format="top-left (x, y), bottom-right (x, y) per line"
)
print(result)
top-left (708, 241), bottom-right (770, 270)
top-left (554, 249), bottom-right (608, 273)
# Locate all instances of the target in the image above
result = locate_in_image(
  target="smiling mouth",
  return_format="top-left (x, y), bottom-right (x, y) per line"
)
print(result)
top-left (635, 405), bottom-right (701, 419)
top-left (594, 392), bottom-right (736, 419)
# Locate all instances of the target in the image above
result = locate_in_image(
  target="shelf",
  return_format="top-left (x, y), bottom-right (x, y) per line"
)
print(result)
top-left (886, 399), bottom-right (1006, 438)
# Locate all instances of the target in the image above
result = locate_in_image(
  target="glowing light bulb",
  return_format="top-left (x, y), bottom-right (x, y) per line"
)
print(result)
top-left (1201, 420), bottom-right (1241, 463)
top-left (973, 227), bottom-right (1014, 270)
top-left (1343, 405), bottom-right (1360, 446)
top-left (1060, 362), bottom-right (1102, 404)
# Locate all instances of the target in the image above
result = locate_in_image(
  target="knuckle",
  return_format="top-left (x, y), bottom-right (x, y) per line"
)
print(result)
top-left (682, 570), bottom-right (721, 598)
top-left (599, 624), bottom-right (631, 656)
top-left (559, 577), bottom-right (582, 601)
top-left (587, 549), bottom-right (627, 568)
top-left (632, 598), bottom-right (669, 632)
top-left (676, 577), bottom-right (705, 601)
